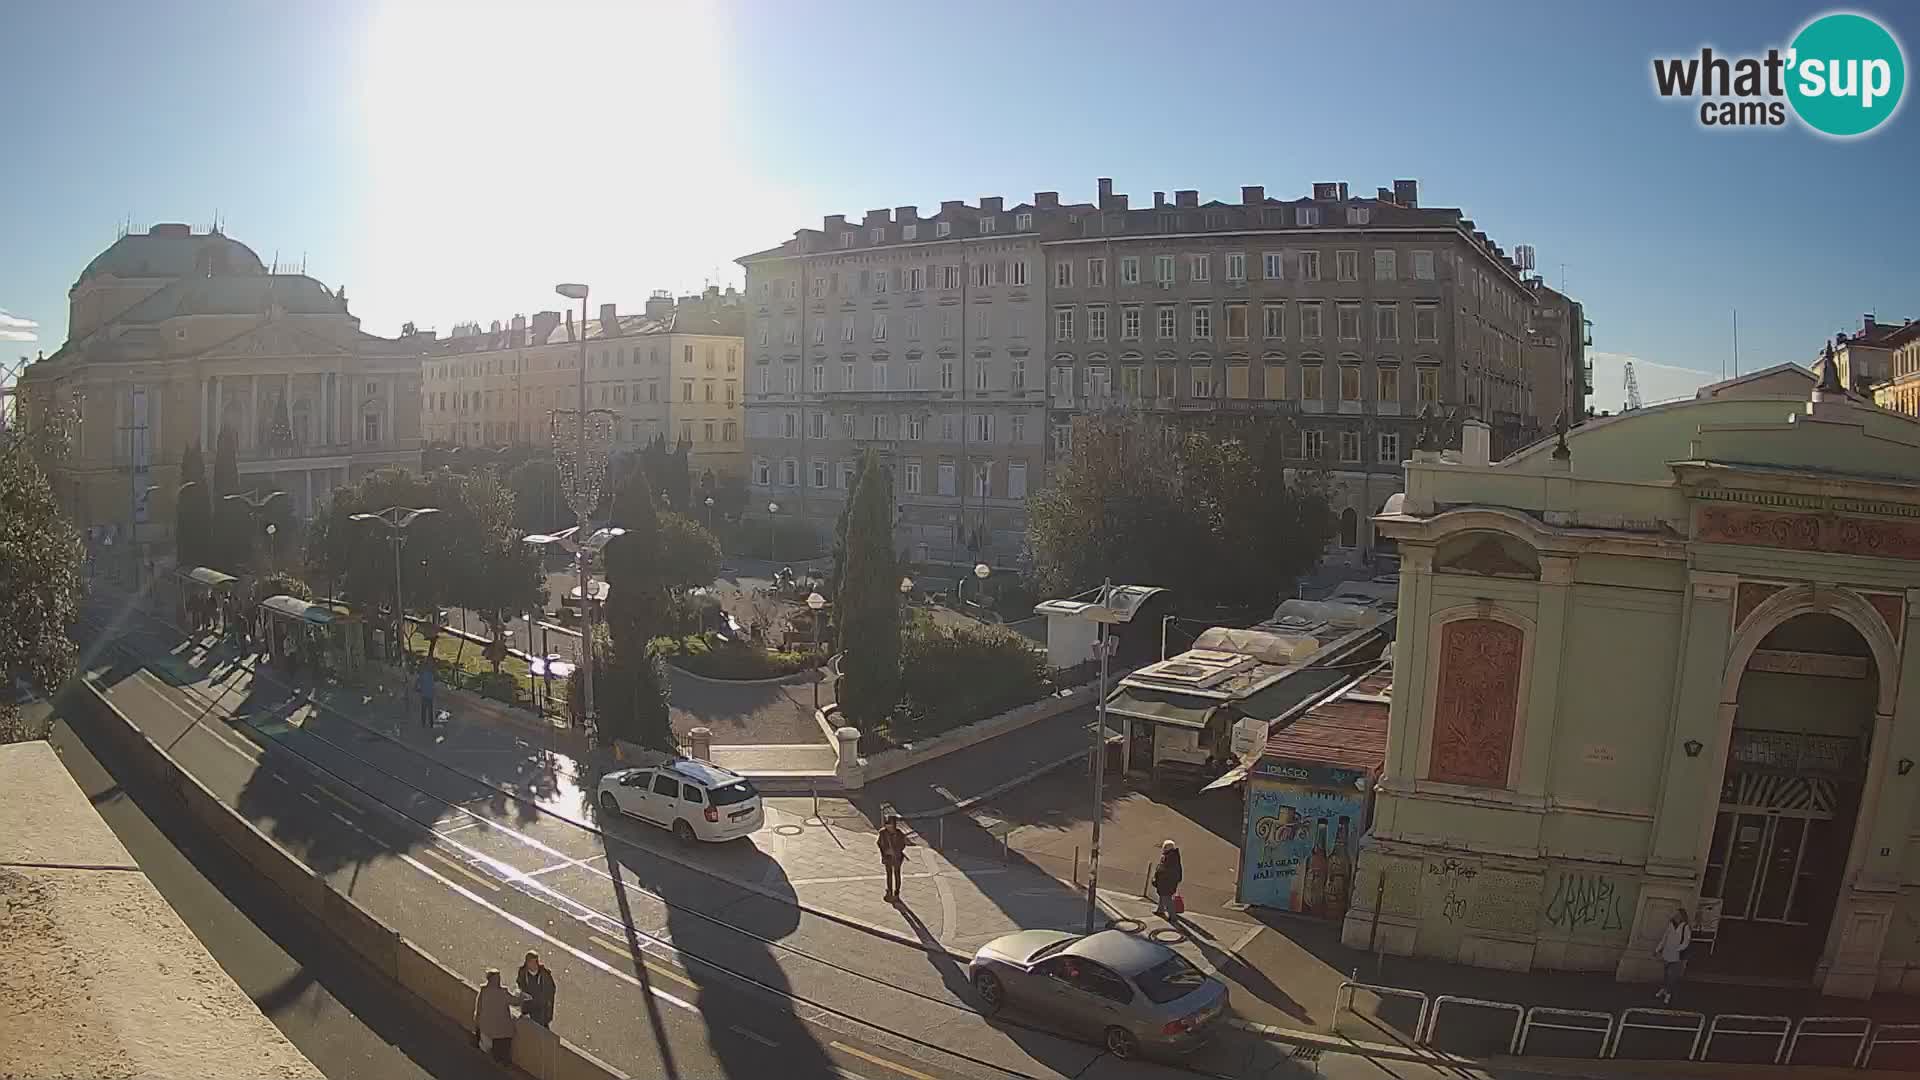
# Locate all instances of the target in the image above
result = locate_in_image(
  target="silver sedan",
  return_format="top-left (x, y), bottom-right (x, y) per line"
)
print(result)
top-left (967, 929), bottom-right (1228, 1060)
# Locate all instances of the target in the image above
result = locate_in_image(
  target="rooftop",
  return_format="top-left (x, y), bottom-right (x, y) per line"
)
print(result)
top-left (75, 223), bottom-right (266, 285)
top-left (1261, 660), bottom-right (1392, 775)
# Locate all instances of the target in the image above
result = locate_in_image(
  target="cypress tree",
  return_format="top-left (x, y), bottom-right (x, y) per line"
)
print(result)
top-left (834, 450), bottom-right (900, 731)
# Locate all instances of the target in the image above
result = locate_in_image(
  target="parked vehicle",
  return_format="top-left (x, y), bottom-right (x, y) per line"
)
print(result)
top-left (967, 929), bottom-right (1227, 1060)
top-left (596, 756), bottom-right (764, 843)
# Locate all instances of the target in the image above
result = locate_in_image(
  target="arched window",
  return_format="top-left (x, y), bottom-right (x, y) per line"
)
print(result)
top-left (1339, 507), bottom-right (1359, 547)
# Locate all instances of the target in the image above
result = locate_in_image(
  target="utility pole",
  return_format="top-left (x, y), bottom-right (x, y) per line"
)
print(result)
top-left (117, 384), bottom-right (151, 592)
top-left (1085, 577), bottom-right (1112, 933)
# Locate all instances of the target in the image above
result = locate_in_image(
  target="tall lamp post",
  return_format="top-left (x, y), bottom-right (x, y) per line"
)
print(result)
top-left (767, 501), bottom-right (779, 563)
top-left (806, 591), bottom-right (827, 713)
top-left (704, 495), bottom-right (715, 531)
top-left (223, 489), bottom-right (287, 584)
top-left (970, 561), bottom-right (991, 609)
top-left (349, 506), bottom-right (441, 662)
top-left (552, 281), bottom-right (617, 733)
top-left (1084, 577), bottom-right (1115, 933)
top-left (131, 483), bottom-right (158, 594)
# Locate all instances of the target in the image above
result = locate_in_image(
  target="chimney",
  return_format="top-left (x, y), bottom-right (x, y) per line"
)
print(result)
top-left (1111, 194), bottom-right (1128, 210)
top-left (863, 209), bottom-right (891, 226)
top-left (1394, 179), bottom-right (1419, 207)
top-left (1337, 182), bottom-right (1349, 201)
top-left (1035, 191), bottom-right (1059, 209)
top-left (1154, 191), bottom-right (1167, 209)
top-left (645, 290), bottom-right (674, 320)
top-left (940, 200), bottom-right (964, 215)
top-left (510, 313), bottom-right (527, 337)
top-left (1175, 190), bottom-right (1198, 207)
top-left (705, 285), bottom-right (720, 301)
top-left (1378, 187), bottom-right (1393, 202)
top-left (599, 303), bottom-right (618, 335)
top-left (824, 213), bottom-right (846, 230)
top-left (1461, 419), bottom-right (1491, 466)
top-left (980, 196), bottom-right (1003, 213)
top-left (1863, 314), bottom-right (1879, 336)
top-left (1241, 185), bottom-right (1264, 204)
top-left (1097, 177), bottom-right (1114, 207)
top-left (895, 205), bottom-right (918, 222)
top-left (531, 310), bottom-right (561, 343)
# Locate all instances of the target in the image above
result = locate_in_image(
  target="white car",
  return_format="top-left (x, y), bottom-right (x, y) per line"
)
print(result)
top-left (596, 757), bottom-right (764, 843)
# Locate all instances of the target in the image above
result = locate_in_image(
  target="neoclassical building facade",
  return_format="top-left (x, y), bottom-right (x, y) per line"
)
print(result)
top-left (1347, 375), bottom-right (1920, 998)
top-left (17, 224), bottom-right (424, 547)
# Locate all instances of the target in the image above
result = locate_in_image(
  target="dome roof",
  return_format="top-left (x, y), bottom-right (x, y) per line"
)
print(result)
top-left (76, 224), bottom-right (266, 284)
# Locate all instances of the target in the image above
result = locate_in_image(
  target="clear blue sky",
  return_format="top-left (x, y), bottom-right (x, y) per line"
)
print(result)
top-left (4, 0), bottom-right (1917, 409)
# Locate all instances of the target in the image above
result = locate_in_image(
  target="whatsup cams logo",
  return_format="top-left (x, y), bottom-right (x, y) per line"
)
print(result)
top-left (1653, 11), bottom-right (1906, 136)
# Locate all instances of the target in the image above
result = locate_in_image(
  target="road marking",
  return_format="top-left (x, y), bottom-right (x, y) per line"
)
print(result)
top-left (318, 788), bottom-right (358, 811)
top-left (299, 791), bottom-right (322, 805)
top-left (520, 860), bottom-right (581, 879)
top-left (586, 937), bottom-right (698, 991)
top-left (729, 1024), bottom-right (778, 1047)
top-left (436, 820), bottom-right (479, 836)
top-left (829, 1041), bottom-right (937, 1080)
top-left (329, 811), bottom-right (360, 829)
top-left (422, 849), bottom-right (499, 892)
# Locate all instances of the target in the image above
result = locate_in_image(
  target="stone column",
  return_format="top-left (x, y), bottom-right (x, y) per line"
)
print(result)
top-left (249, 374), bottom-right (260, 450)
top-left (1517, 555), bottom-right (1573, 796)
top-left (834, 726), bottom-right (863, 790)
top-left (687, 727), bottom-right (712, 762)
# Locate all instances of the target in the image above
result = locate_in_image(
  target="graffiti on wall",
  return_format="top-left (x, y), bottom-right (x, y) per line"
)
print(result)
top-left (1541, 868), bottom-right (1636, 941)
top-left (1422, 857), bottom-right (1480, 926)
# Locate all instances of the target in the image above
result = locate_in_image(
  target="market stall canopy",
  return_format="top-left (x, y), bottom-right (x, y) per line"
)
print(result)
top-left (183, 567), bottom-right (238, 588)
top-left (261, 595), bottom-right (335, 624)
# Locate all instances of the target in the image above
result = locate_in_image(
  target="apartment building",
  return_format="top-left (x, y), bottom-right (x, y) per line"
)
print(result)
top-left (421, 287), bottom-right (746, 483)
top-left (1868, 319), bottom-right (1920, 417)
top-left (1043, 179), bottom-right (1557, 562)
top-left (1524, 280), bottom-right (1590, 424)
top-left (737, 202), bottom-right (1050, 567)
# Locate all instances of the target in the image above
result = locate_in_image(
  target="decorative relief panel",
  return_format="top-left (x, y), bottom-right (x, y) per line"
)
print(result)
top-left (1734, 582), bottom-right (1785, 629)
top-left (1428, 619), bottom-right (1523, 788)
top-left (1867, 593), bottom-right (1905, 643)
top-left (1699, 507), bottom-right (1920, 562)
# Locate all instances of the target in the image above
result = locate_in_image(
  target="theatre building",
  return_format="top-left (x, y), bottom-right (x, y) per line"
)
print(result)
top-left (1348, 367), bottom-right (1920, 997)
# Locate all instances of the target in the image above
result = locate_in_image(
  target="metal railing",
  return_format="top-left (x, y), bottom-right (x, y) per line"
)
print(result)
top-left (1332, 980), bottom-right (1430, 1046)
top-left (1517, 1006), bottom-right (1613, 1058)
top-left (1785, 1017), bottom-right (1872, 1067)
top-left (1604, 1007), bottom-right (1706, 1061)
top-left (1418, 995), bottom-right (1523, 1056)
top-left (1863, 1023), bottom-right (1920, 1070)
top-left (1701, 1013), bottom-right (1792, 1064)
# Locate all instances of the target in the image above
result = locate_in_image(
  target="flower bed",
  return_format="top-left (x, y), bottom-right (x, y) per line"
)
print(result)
top-left (653, 633), bottom-right (822, 681)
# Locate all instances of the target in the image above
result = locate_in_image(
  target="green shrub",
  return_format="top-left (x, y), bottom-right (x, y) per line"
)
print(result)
top-left (659, 632), bottom-right (821, 679)
top-left (472, 669), bottom-right (520, 704)
top-left (899, 620), bottom-right (1048, 735)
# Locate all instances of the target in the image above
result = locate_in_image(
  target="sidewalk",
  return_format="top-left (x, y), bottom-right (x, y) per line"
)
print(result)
top-left (860, 703), bottom-right (1121, 818)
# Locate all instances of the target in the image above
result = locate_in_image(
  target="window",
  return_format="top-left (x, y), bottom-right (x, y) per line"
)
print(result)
top-left (972, 261), bottom-right (994, 288)
top-left (903, 224), bottom-right (918, 241)
top-left (1189, 254), bottom-right (1210, 282)
top-left (1265, 360), bottom-right (1290, 400)
top-left (1010, 259), bottom-right (1029, 287)
top-left (364, 413), bottom-right (381, 443)
top-left (1088, 306), bottom-right (1107, 342)
top-left (1054, 307), bottom-right (1075, 342)
top-left (941, 265), bottom-right (960, 290)
top-left (1298, 206), bottom-right (1323, 226)
top-left (1007, 461), bottom-right (1028, 499)
top-left (873, 313), bottom-right (887, 341)
top-left (1191, 305), bottom-right (1212, 340)
top-left (1157, 304), bottom-right (1177, 340)
top-left (1414, 304), bottom-right (1439, 342)
top-left (842, 321), bottom-right (856, 343)
top-left (808, 411), bottom-right (825, 439)
top-left (940, 311), bottom-right (956, 339)
top-left (1088, 257), bottom-right (1106, 287)
top-left (975, 361), bottom-right (990, 391)
top-left (1015, 211), bottom-right (1033, 230)
top-left (1226, 304), bottom-right (1249, 340)
top-left (1417, 365), bottom-right (1440, 404)
top-left (936, 221), bottom-right (952, 237)
top-left (1303, 428), bottom-right (1325, 458)
top-left (784, 321), bottom-right (799, 345)
top-left (1121, 305), bottom-right (1142, 340)
top-left (726, 383), bottom-right (735, 403)
top-left (704, 382), bottom-right (714, 402)
top-left (873, 414), bottom-right (889, 439)
top-left (1011, 359), bottom-right (1026, 390)
top-left (940, 413), bottom-right (957, 441)
top-left (1300, 303), bottom-right (1323, 340)
top-left (839, 361), bottom-right (853, 390)
top-left (873, 361), bottom-right (888, 390)
top-left (873, 269), bottom-right (889, 293)
top-left (1303, 363), bottom-right (1324, 401)
top-left (781, 458), bottom-right (798, 485)
top-left (1263, 252), bottom-right (1284, 280)
top-left (904, 460), bottom-right (922, 493)
top-left (1263, 303), bottom-right (1286, 340)
top-left (1339, 429), bottom-right (1361, 462)
top-left (1347, 206), bottom-right (1371, 226)
top-left (1054, 260), bottom-right (1073, 288)
top-left (1374, 250), bottom-right (1396, 281)
top-left (1413, 250), bottom-right (1435, 280)
top-left (754, 458), bottom-right (771, 485)
top-left (1155, 255), bottom-right (1175, 283)
top-left (905, 414), bottom-right (923, 440)
top-left (1192, 365), bottom-right (1215, 399)
top-left (1379, 431), bottom-right (1401, 463)
top-left (937, 462), bottom-right (956, 495)
top-left (757, 368), bottom-right (771, 396)
top-left (1226, 252), bottom-right (1245, 282)
top-left (1299, 250), bottom-right (1321, 281)
top-left (978, 216), bottom-right (997, 234)
top-left (836, 461), bottom-right (855, 490)
top-left (838, 232), bottom-right (854, 249)
top-left (1337, 304), bottom-right (1360, 341)
top-left (723, 421), bottom-right (737, 443)
top-left (1377, 365), bottom-right (1400, 401)
top-left (811, 459), bottom-right (827, 488)
top-left (810, 362), bottom-right (825, 391)
top-left (1337, 250), bottom-right (1359, 281)
top-left (974, 309), bottom-right (991, 339)
top-left (1340, 365), bottom-right (1361, 402)
top-left (1009, 413), bottom-right (1026, 443)
top-left (972, 462), bottom-right (992, 498)
top-left (1087, 364), bottom-right (1110, 401)
top-left (1376, 304), bottom-right (1399, 342)
top-left (940, 360), bottom-right (955, 390)
top-left (1052, 423), bottom-right (1072, 453)
top-left (973, 413), bottom-right (993, 442)
top-left (1120, 256), bottom-right (1139, 284)
top-left (841, 412), bottom-right (856, 437)
top-left (782, 411), bottom-right (797, 438)
top-left (908, 266), bottom-right (923, 291)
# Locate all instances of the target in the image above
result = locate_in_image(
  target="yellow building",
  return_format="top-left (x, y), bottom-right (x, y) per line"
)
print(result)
top-left (1871, 323), bottom-right (1920, 418)
top-left (16, 224), bottom-right (425, 551)
top-left (421, 287), bottom-right (746, 483)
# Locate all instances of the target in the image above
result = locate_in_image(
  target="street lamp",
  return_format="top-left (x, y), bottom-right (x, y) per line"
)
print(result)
top-left (806, 591), bottom-right (827, 714)
top-left (131, 483), bottom-right (158, 593)
top-left (223, 489), bottom-right (287, 573)
top-left (704, 495), bottom-right (715, 531)
top-left (350, 506), bottom-right (441, 663)
top-left (970, 561), bottom-right (990, 609)
top-left (767, 501), bottom-right (779, 563)
top-left (523, 523), bottom-right (623, 727)
top-left (1084, 578), bottom-right (1116, 934)
top-left (899, 575), bottom-right (914, 619)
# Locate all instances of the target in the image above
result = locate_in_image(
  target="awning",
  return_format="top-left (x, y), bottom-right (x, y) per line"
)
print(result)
top-left (183, 567), bottom-right (238, 588)
top-left (1201, 761), bottom-right (1252, 792)
top-left (260, 595), bottom-right (334, 624)
top-left (1103, 685), bottom-right (1220, 729)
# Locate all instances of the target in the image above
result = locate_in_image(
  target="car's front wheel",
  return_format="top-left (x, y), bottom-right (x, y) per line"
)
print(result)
top-left (971, 969), bottom-right (1005, 1014)
top-left (598, 791), bottom-right (620, 816)
top-left (1104, 1026), bottom-right (1139, 1060)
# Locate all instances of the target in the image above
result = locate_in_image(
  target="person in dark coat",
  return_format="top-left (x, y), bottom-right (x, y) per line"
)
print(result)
top-left (516, 951), bottom-right (556, 1026)
top-left (1150, 839), bottom-right (1183, 919)
top-left (877, 813), bottom-right (908, 902)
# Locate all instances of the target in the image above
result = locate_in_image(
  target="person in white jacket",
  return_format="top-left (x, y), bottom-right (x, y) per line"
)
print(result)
top-left (1653, 907), bottom-right (1692, 1004)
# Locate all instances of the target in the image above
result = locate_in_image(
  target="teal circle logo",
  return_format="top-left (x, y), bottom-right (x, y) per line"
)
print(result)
top-left (1787, 12), bottom-right (1906, 137)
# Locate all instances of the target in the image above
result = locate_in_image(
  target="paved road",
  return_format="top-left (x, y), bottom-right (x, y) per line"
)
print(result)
top-left (71, 594), bottom-right (1651, 1080)
top-left (46, 712), bottom-right (488, 1080)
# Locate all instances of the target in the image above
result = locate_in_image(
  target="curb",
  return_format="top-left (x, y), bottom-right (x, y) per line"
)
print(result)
top-left (665, 662), bottom-right (826, 688)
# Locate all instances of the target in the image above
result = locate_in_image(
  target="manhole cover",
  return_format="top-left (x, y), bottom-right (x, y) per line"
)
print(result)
top-left (1146, 927), bottom-right (1185, 945)
top-left (773, 824), bottom-right (805, 836)
top-left (1106, 917), bottom-right (1145, 934)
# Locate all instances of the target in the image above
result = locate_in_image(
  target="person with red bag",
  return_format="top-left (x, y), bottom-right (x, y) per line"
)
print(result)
top-left (1150, 839), bottom-right (1183, 919)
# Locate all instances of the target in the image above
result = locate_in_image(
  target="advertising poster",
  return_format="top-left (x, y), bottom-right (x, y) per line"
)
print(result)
top-left (1240, 770), bottom-right (1367, 919)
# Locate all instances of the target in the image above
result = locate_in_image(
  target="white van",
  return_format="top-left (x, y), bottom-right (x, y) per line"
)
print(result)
top-left (596, 757), bottom-right (764, 843)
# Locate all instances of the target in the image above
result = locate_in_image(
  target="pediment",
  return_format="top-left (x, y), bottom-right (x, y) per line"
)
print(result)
top-left (202, 319), bottom-right (352, 360)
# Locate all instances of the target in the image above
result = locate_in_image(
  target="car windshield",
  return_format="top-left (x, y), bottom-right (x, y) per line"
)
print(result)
top-left (708, 779), bottom-right (758, 806)
top-left (1028, 937), bottom-right (1078, 962)
top-left (1134, 954), bottom-right (1208, 1004)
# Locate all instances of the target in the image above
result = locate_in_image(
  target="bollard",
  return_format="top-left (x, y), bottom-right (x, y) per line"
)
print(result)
top-left (688, 726), bottom-right (712, 762)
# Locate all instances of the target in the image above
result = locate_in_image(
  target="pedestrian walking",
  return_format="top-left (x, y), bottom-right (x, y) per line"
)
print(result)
top-left (474, 968), bottom-right (517, 1063)
top-left (1150, 839), bottom-right (1183, 919)
top-left (1653, 906), bottom-right (1692, 1005)
top-left (515, 950), bottom-right (556, 1027)
top-left (416, 660), bottom-right (436, 729)
top-left (877, 813), bottom-right (908, 902)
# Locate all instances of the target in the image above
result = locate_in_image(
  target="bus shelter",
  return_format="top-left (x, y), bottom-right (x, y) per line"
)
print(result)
top-left (258, 595), bottom-right (365, 680)
top-left (172, 567), bottom-right (238, 634)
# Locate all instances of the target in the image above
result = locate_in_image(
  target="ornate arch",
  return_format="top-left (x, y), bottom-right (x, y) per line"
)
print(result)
top-left (1720, 583), bottom-right (1899, 715)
